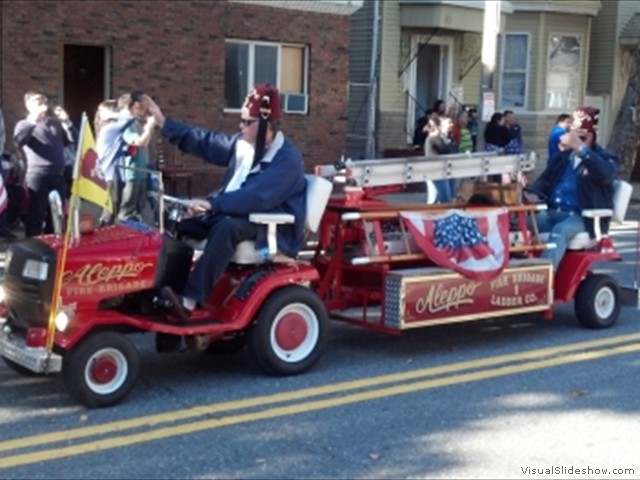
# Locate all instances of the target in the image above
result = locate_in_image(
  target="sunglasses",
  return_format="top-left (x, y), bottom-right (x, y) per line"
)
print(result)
top-left (239, 118), bottom-right (258, 126)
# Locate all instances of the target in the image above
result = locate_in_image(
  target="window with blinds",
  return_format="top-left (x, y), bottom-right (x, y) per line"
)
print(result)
top-left (225, 40), bottom-right (309, 114)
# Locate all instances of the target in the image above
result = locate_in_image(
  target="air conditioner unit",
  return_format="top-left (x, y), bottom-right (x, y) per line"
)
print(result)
top-left (283, 93), bottom-right (308, 114)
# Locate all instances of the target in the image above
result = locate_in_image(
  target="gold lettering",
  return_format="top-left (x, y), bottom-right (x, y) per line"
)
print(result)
top-left (63, 261), bottom-right (154, 286)
top-left (490, 295), bottom-right (523, 307)
top-left (510, 271), bottom-right (547, 285)
top-left (490, 276), bottom-right (509, 290)
top-left (415, 281), bottom-right (480, 314)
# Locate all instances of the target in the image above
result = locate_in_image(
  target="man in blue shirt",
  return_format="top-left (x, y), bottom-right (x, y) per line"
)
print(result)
top-left (525, 106), bottom-right (618, 270)
top-left (547, 113), bottom-right (572, 166)
top-left (143, 85), bottom-right (307, 323)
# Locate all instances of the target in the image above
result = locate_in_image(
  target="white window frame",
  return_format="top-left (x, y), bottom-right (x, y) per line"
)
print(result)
top-left (499, 32), bottom-right (530, 110)
top-left (224, 39), bottom-right (309, 114)
top-left (545, 33), bottom-right (582, 111)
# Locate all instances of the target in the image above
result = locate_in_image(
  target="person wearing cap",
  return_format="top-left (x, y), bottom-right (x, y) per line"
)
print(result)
top-left (141, 84), bottom-right (306, 323)
top-left (524, 106), bottom-right (618, 271)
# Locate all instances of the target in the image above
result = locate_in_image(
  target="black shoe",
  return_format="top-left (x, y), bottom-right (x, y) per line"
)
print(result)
top-left (159, 286), bottom-right (191, 324)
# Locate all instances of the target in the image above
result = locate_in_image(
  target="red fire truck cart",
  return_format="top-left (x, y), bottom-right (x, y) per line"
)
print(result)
top-left (0, 151), bottom-right (635, 407)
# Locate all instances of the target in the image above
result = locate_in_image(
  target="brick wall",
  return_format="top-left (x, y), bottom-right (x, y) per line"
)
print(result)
top-left (0, 0), bottom-right (350, 195)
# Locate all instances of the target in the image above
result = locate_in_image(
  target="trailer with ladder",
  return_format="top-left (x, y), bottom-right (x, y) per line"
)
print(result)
top-left (312, 150), bottom-right (632, 333)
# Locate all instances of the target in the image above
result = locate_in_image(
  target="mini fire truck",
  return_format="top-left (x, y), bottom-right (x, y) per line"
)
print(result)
top-left (0, 151), bottom-right (634, 408)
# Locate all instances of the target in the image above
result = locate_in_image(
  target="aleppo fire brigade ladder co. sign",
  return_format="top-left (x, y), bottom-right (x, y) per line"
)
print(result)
top-left (61, 261), bottom-right (155, 297)
top-left (395, 263), bottom-right (552, 326)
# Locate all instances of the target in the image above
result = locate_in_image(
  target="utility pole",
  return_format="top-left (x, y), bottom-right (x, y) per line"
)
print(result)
top-left (477, 0), bottom-right (501, 151)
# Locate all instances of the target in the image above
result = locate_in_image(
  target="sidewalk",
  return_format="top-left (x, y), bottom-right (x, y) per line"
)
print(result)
top-left (629, 182), bottom-right (640, 204)
top-left (624, 182), bottom-right (640, 221)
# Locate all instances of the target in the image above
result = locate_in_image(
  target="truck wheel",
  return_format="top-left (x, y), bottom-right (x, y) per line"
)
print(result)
top-left (2, 357), bottom-right (40, 376)
top-left (574, 274), bottom-right (620, 329)
top-left (62, 332), bottom-right (140, 408)
top-left (248, 286), bottom-right (328, 376)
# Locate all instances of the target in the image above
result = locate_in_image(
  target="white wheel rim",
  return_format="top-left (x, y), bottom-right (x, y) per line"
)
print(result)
top-left (270, 303), bottom-right (320, 363)
top-left (84, 347), bottom-right (129, 395)
top-left (594, 286), bottom-right (616, 319)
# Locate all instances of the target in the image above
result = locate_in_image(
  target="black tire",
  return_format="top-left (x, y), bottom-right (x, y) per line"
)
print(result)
top-left (2, 357), bottom-right (41, 376)
top-left (62, 332), bottom-right (140, 408)
top-left (247, 286), bottom-right (329, 376)
top-left (574, 274), bottom-right (620, 329)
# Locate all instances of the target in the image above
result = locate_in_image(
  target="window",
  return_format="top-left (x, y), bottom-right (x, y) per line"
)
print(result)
top-left (546, 34), bottom-right (581, 110)
top-left (500, 33), bottom-right (529, 108)
top-left (225, 40), bottom-right (308, 114)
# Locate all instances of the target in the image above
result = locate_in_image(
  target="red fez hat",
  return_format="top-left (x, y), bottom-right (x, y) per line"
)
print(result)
top-left (242, 84), bottom-right (281, 121)
top-left (572, 106), bottom-right (599, 133)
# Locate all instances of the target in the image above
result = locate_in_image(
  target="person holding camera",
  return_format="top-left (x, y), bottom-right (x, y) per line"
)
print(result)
top-left (112, 91), bottom-right (156, 223)
top-left (13, 91), bottom-right (77, 236)
top-left (524, 106), bottom-right (618, 270)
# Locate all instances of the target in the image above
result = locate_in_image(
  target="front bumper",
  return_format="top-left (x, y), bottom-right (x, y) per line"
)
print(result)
top-left (0, 324), bottom-right (62, 374)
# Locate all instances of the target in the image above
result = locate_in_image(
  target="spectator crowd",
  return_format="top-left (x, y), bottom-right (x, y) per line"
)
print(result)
top-left (0, 90), bottom-right (158, 244)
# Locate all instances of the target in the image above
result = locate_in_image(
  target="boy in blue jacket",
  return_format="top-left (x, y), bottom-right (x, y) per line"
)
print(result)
top-left (143, 85), bottom-right (306, 323)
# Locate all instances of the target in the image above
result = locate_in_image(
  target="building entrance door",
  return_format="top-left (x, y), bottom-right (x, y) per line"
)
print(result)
top-left (63, 45), bottom-right (109, 129)
top-left (406, 35), bottom-right (453, 143)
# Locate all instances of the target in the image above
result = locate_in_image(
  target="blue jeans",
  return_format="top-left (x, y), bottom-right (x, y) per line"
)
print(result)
top-left (182, 215), bottom-right (258, 305)
top-left (25, 173), bottom-right (66, 237)
top-left (530, 210), bottom-right (585, 270)
top-left (434, 179), bottom-right (455, 203)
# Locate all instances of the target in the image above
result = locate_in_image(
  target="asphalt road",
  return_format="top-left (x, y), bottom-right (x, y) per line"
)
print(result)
top-left (1, 212), bottom-right (640, 479)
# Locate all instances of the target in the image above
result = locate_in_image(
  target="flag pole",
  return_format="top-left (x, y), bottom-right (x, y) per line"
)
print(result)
top-left (158, 170), bottom-right (165, 234)
top-left (46, 113), bottom-right (87, 351)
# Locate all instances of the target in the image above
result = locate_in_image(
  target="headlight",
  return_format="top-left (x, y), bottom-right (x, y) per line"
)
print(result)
top-left (0, 286), bottom-right (5, 304)
top-left (54, 310), bottom-right (70, 332)
top-left (22, 260), bottom-right (49, 281)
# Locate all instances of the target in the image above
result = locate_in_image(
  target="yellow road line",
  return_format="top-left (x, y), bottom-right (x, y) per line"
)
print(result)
top-left (1, 331), bottom-right (640, 455)
top-left (1, 340), bottom-right (639, 470)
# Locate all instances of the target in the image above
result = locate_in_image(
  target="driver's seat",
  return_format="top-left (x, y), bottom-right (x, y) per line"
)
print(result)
top-left (231, 174), bottom-right (333, 264)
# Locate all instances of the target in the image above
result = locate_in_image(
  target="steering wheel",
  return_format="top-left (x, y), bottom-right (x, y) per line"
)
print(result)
top-left (146, 192), bottom-right (190, 237)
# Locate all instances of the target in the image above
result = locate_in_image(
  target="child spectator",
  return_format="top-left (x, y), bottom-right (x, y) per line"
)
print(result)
top-left (451, 110), bottom-right (473, 153)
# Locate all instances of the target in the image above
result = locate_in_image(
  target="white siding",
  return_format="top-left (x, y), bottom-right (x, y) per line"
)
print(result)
top-left (346, 0), bottom-right (376, 158)
top-left (588, 1), bottom-right (617, 94)
top-left (379, 0), bottom-right (404, 111)
top-left (458, 32), bottom-right (482, 109)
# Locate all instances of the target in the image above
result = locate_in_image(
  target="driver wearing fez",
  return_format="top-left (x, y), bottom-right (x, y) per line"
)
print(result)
top-left (142, 85), bottom-right (306, 323)
top-left (525, 106), bottom-right (618, 270)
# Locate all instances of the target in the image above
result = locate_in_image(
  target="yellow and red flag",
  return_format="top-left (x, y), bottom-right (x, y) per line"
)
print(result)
top-left (71, 114), bottom-right (112, 213)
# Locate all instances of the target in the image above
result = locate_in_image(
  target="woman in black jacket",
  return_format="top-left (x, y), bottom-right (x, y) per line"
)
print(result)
top-left (483, 112), bottom-right (511, 152)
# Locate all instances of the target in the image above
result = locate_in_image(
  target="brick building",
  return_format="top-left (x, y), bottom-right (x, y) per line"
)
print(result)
top-left (0, 0), bottom-right (357, 195)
